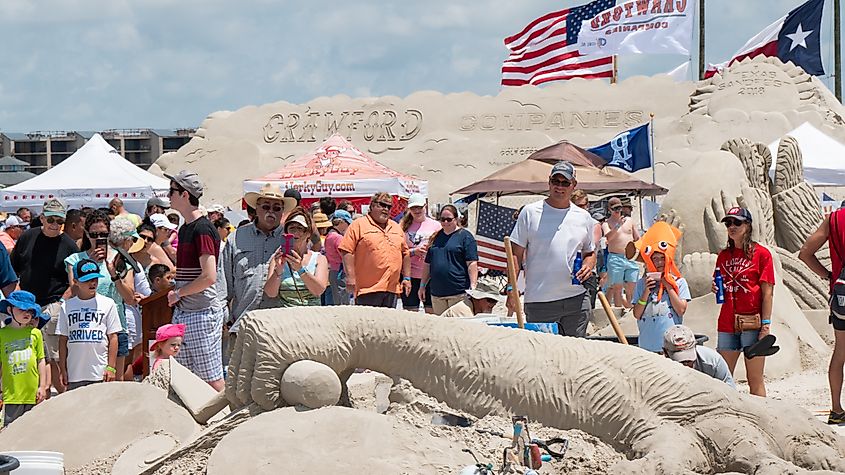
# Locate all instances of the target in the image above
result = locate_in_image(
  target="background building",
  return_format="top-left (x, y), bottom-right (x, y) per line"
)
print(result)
top-left (0, 128), bottom-right (194, 175)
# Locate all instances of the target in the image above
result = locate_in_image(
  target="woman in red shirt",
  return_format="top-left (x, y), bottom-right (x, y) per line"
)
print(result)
top-left (713, 208), bottom-right (774, 397)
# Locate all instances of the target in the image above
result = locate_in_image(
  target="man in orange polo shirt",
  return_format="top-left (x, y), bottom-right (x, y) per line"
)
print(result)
top-left (340, 192), bottom-right (411, 307)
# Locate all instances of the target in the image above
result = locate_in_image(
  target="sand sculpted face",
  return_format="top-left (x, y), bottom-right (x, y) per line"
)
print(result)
top-left (223, 308), bottom-right (845, 474)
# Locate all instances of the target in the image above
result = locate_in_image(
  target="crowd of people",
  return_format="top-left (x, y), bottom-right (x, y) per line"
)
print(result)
top-left (0, 158), bottom-right (843, 427)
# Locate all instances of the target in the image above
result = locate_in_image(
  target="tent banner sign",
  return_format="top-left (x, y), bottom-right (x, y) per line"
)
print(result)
top-left (243, 178), bottom-right (427, 199)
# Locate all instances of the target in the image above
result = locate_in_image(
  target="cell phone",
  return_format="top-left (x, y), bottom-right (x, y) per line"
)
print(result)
top-left (647, 272), bottom-right (662, 281)
top-left (281, 233), bottom-right (295, 256)
top-left (95, 238), bottom-right (108, 249)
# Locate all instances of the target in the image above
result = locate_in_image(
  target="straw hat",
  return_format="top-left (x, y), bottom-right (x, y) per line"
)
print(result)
top-left (244, 183), bottom-right (297, 211)
top-left (312, 212), bottom-right (331, 229)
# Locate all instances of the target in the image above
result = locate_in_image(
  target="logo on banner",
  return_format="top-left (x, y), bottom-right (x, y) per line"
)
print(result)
top-left (609, 132), bottom-right (633, 171)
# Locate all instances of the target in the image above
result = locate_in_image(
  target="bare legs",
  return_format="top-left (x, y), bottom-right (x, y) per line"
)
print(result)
top-left (830, 329), bottom-right (845, 414)
top-left (718, 349), bottom-right (766, 397)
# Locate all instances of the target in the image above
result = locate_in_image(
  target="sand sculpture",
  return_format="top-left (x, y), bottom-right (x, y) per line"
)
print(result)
top-left (221, 308), bottom-right (845, 474)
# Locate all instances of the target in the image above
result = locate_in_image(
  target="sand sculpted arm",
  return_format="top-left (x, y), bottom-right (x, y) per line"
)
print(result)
top-left (228, 307), bottom-right (845, 474)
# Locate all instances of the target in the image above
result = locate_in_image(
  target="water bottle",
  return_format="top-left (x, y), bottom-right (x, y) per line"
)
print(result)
top-left (714, 269), bottom-right (725, 304)
top-left (571, 252), bottom-right (583, 285)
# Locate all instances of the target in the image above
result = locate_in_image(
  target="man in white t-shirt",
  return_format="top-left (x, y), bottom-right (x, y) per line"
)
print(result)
top-left (508, 161), bottom-right (597, 337)
top-left (57, 258), bottom-right (121, 390)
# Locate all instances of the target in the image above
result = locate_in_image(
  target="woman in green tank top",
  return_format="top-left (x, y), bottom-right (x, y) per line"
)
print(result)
top-left (264, 210), bottom-right (329, 307)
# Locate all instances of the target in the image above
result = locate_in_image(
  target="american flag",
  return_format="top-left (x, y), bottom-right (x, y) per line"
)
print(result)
top-left (501, 0), bottom-right (615, 86)
top-left (476, 201), bottom-right (519, 272)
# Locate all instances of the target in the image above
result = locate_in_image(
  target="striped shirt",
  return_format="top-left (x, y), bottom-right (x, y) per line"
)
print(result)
top-left (218, 223), bottom-right (285, 332)
top-left (175, 216), bottom-right (220, 312)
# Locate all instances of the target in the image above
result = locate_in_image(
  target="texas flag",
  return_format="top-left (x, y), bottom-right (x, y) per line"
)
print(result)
top-left (705, 0), bottom-right (824, 78)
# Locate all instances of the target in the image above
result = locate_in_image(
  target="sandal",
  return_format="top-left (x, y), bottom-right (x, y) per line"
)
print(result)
top-left (828, 411), bottom-right (845, 425)
top-left (743, 334), bottom-right (779, 359)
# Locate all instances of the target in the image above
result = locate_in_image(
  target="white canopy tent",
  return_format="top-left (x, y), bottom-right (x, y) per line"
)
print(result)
top-left (768, 122), bottom-right (845, 186)
top-left (1, 133), bottom-right (169, 214)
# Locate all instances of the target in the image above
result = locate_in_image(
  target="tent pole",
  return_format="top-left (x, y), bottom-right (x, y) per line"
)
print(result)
top-left (638, 192), bottom-right (645, 231)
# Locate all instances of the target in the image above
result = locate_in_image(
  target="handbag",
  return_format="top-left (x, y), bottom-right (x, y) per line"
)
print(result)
top-left (734, 313), bottom-right (762, 333)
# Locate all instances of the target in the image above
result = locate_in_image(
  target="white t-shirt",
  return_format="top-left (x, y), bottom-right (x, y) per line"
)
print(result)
top-left (510, 200), bottom-right (596, 303)
top-left (56, 294), bottom-right (121, 383)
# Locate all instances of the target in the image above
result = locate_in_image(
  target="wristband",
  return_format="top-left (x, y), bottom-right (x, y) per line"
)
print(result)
top-left (761, 320), bottom-right (771, 325)
top-left (420, 281), bottom-right (427, 288)
top-left (637, 299), bottom-right (648, 306)
top-left (105, 366), bottom-right (116, 374)
top-left (505, 285), bottom-right (513, 292)
top-left (296, 267), bottom-right (308, 277)
top-left (403, 276), bottom-right (412, 282)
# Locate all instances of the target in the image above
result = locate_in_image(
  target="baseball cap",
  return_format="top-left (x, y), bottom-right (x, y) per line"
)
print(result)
top-left (331, 209), bottom-right (353, 224)
top-left (663, 325), bottom-right (697, 362)
top-left (283, 188), bottom-right (302, 204)
top-left (150, 213), bottom-right (178, 230)
top-left (74, 258), bottom-right (106, 283)
top-left (147, 196), bottom-right (170, 209)
top-left (207, 204), bottom-right (226, 215)
top-left (4, 215), bottom-right (25, 228)
top-left (164, 170), bottom-right (204, 199)
top-left (550, 161), bottom-right (575, 181)
top-left (42, 198), bottom-right (67, 218)
top-left (285, 214), bottom-right (308, 229)
top-left (407, 193), bottom-right (426, 209)
top-left (722, 207), bottom-right (752, 223)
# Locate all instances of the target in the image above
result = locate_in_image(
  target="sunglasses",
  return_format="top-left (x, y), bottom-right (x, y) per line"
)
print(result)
top-left (88, 232), bottom-right (109, 239)
top-left (723, 218), bottom-right (746, 228)
top-left (439, 216), bottom-right (455, 222)
top-left (45, 217), bottom-right (65, 225)
top-left (260, 204), bottom-right (284, 212)
top-left (140, 235), bottom-right (155, 243)
top-left (609, 206), bottom-right (623, 212)
top-left (373, 201), bottom-right (393, 210)
top-left (549, 178), bottom-right (572, 187)
top-left (168, 187), bottom-right (184, 196)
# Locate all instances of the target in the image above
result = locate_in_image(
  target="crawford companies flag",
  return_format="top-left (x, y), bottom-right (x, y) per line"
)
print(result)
top-left (501, 0), bottom-right (616, 86)
top-left (578, 0), bottom-right (696, 56)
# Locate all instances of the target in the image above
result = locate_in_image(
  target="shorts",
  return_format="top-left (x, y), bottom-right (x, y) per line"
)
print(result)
top-left (524, 292), bottom-right (591, 337)
top-left (431, 294), bottom-right (465, 315)
top-left (172, 306), bottom-right (226, 382)
top-left (40, 302), bottom-right (63, 362)
top-left (831, 313), bottom-right (845, 331)
top-left (3, 403), bottom-right (35, 426)
top-left (127, 305), bottom-right (143, 349)
top-left (717, 330), bottom-right (760, 351)
top-left (67, 380), bottom-right (99, 391)
top-left (117, 332), bottom-right (129, 357)
top-left (606, 252), bottom-right (639, 285)
top-left (401, 277), bottom-right (432, 309)
top-left (356, 292), bottom-right (398, 308)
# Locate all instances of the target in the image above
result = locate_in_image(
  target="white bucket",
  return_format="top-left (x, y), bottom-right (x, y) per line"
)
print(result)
top-left (0, 452), bottom-right (63, 475)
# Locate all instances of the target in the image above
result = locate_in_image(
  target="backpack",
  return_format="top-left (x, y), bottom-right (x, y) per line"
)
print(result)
top-left (830, 211), bottom-right (845, 320)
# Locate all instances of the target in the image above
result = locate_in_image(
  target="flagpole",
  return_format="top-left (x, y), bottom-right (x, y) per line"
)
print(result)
top-left (698, 0), bottom-right (705, 79)
top-left (611, 55), bottom-right (618, 84)
top-left (833, 0), bottom-right (842, 103)
top-left (648, 113), bottom-right (656, 185)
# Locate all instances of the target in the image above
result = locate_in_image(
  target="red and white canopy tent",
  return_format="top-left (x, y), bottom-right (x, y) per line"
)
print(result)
top-left (244, 134), bottom-right (427, 214)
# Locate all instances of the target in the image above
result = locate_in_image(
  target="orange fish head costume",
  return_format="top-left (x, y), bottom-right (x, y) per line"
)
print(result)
top-left (625, 221), bottom-right (683, 300)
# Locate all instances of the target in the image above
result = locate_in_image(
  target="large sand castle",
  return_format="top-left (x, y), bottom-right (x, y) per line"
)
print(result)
top-left (2, 56), bottom-right (845, 473)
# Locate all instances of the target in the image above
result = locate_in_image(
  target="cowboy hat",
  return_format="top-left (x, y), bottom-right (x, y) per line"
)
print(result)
top-left (244, 183), bottom-right (298, 211)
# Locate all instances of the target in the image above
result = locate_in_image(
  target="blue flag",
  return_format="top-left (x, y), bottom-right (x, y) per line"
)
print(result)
top-left (777, 0), bottom-right (824, 76)
top-left (588, 123), bottom-right (652, 173)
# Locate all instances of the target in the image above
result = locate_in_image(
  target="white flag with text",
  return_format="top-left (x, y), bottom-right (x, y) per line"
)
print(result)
top-left (578, 0), bottom-right (696, 56)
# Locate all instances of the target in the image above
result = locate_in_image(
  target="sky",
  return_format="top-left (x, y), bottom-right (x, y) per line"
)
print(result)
top-left (0, 0), bottom-right (836, 132)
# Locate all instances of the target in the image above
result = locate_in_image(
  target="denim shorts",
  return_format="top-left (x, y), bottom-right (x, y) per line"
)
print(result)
top-left (717, 330), bottom-right (760, 351)
top-left (117, 332), bottom-right (129, 357)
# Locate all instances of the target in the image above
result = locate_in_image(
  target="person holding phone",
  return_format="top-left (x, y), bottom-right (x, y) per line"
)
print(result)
top-left (264, 211), bottom-right (328, 307)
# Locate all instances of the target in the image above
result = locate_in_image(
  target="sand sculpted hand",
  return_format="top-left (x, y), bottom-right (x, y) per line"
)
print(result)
top-left (771, 136), bottom-right (824, 252)
top-left (228, 308), bottom-right (845, 474)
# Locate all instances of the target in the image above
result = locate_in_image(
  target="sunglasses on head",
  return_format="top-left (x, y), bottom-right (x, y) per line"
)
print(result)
top-left (259, 204), bottom-right (284, 212)
top-left (549, 178), bottom-right (571, 187)
top-left (723, 218), bottom-right (746, 228)
top-left (46, 217), bottom-right (65, 225)
top-left (88, 231), bottom-right (109, 239)
top-left (439, 216), bottom-right (454, 222)
top-left (373, 201), bottom-right (393, 210)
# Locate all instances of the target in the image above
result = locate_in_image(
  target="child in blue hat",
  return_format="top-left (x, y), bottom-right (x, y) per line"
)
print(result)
top-left (0, 290), bottom-right (49, 426)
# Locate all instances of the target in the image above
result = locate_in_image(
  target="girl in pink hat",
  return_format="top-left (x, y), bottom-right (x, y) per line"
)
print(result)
top-left (149, 323), bottom-right (185, 372)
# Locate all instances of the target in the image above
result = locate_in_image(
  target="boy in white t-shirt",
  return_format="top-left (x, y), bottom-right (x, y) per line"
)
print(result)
top-left (57, 258), bottom-right (121, 390)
